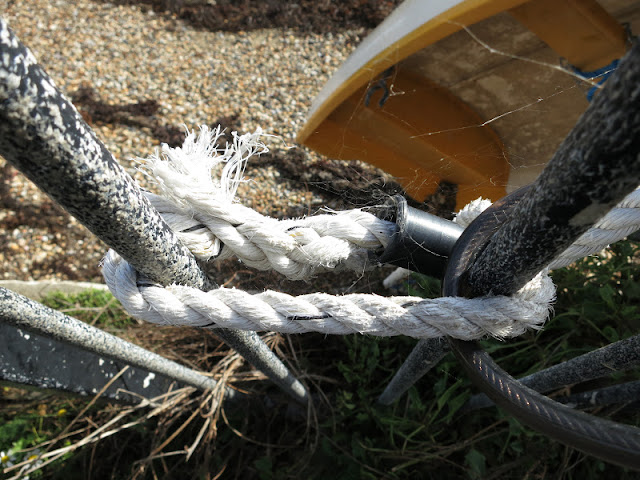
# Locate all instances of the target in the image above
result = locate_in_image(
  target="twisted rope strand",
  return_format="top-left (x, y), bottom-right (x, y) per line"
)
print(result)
top-left (139, 126), bottom-right (395, 281)
top-left (102, 126), bottom-right (640, 340)
top-left (548, 188), bottom-right (640, 269)
top-left (103, 250), bottom-right (554, 339)
top-left (150, 192), bottom-right (395, 280)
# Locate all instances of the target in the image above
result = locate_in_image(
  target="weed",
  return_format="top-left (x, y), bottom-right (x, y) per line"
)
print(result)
top-left (40, 288), bottom-right (136, 331)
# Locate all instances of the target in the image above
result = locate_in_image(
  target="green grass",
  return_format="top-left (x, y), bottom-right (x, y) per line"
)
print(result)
top-left (1, 242), bottom-right (639, 479)
top-left (40, 288), bottom-right (136, 331)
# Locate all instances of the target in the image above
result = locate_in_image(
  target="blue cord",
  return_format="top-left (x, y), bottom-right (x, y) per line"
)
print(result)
top-left (571, 58), bottom-right (619, 101)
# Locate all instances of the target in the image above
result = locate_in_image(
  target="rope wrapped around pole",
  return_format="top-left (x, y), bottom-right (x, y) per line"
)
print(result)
top-left (102, 126), bottom-right (640, 340)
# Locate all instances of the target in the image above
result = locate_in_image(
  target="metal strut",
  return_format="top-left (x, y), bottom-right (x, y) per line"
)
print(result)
top-left (445, 38), bottom-right (640, 470)
top-left (0, 18), bottom-right (308, 404)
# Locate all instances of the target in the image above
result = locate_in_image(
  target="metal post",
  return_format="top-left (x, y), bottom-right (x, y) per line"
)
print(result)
top-left (466, 40), bottom-right (640, 297)
top-left (464, 334), bottom-right (640, 411)
top-left (377, 338), bottom-right (449, 405)
top-left (0, 287), bottom-right (233, 396)
top-left (0, 18), bottom-right (308, 403)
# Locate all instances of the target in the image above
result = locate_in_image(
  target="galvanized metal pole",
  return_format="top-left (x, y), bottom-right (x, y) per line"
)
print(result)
top-left (0, 18), bottom-right (308, 404)
top-left (1, 322), bottom-right (190, 404)
top-left (464, 334), bottom-right (640, 411)
top-left (377, 338), bottom-right (449, 405)
top-left (0, 287), bottom-right (233, 396)
top-left (466, 40), bottom-right (640, 297)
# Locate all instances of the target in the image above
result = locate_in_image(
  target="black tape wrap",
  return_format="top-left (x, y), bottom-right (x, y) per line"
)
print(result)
top-left (377, 195), bottom-right (463, 277)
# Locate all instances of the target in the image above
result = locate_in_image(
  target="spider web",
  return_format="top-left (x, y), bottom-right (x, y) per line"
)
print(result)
top-left (278, 7), bottom-right (636, 296)
top-left (347, 14), bottom-right (605, 209)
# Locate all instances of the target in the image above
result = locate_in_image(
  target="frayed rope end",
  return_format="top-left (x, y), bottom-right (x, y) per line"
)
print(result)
top-left (138, 125), bottom-right (268, 208)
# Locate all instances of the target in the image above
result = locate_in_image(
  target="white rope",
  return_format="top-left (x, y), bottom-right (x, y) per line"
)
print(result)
top-left (452, 192), bottom-right (640, 271)
top-left (548, 188), bottom-right (640, 269)
top-left (102, 250), bottom-right (554, 340)
top-left (138, 126), bottom-right (395, 281)
top-left (102, 126), bottom-right (640, 340)
top-left (454, 198), bottom-right (493, 228)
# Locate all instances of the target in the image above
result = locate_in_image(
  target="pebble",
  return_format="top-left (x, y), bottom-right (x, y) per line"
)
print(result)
top-left (0, 0), bottom-right (400, 293)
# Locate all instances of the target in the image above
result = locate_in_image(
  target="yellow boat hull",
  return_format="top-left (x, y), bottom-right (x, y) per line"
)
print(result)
top-left (297, 0), bottom-right (636, 208)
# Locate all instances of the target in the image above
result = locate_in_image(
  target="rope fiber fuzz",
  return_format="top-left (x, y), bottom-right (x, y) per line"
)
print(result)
top-left (139, 126), bottom-right (395, 281)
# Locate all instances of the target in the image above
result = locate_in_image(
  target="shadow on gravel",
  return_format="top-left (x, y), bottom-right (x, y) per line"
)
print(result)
top-left (0, 162), bottom-right (103, 281)
top-left (71, 84), bottom-right (240, 148)
top-left (255, 148), bottom-right (458, 218)
top-left (92, 0), bottom-right (402, 33)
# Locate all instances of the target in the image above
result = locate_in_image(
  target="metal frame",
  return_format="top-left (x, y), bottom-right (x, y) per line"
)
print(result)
top-left (0, 9), bottom-right (638, 469)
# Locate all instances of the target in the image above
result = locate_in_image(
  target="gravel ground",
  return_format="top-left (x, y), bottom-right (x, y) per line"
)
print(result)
top-left (0, 0), bottom-right (420, 295)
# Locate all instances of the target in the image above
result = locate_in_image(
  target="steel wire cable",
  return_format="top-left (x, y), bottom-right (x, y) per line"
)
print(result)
top-left (443, 187), bottom-right (640, 470)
